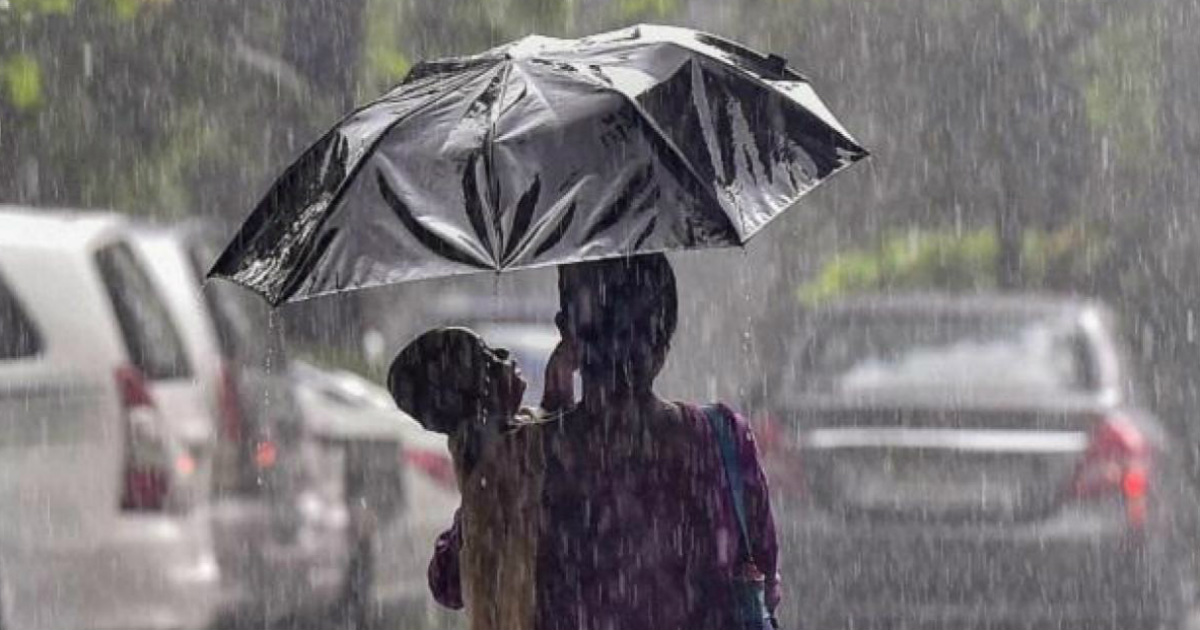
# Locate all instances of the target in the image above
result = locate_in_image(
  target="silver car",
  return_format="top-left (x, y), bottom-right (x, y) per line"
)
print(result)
top-left (292, 361), bottom-right (460, 629)
top-left (748, 293), bottom-right (1200, 630)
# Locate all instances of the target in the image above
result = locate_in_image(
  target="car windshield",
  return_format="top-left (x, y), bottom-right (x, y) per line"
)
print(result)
top-left (783, 311), bottom-right (1097, 397)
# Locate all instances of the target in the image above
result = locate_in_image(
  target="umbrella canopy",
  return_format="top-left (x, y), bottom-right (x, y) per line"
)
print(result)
top-left (209, 24), bottom-right (868, 306)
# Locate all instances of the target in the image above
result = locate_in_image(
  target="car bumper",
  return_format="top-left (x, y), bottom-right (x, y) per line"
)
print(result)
top-left (779, 505), bottom-right (1176, 630)
top-left (6, 517), bottom-right (221, 630)
top-left (212, 494), bottom-right (352, 623)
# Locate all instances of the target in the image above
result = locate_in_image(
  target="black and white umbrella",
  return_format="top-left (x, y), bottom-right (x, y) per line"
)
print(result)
top-left (209, 24), bottom-right (868, 305)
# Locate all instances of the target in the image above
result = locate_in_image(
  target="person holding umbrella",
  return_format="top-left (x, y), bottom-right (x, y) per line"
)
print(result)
top-left (208, 23), bottom-right (867, 630)
top-left (394, 254), bottom-right (780, 630)
top-left (540, 254), bottom-right (781, 630)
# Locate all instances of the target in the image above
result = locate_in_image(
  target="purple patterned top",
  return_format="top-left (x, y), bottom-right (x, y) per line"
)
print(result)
top-left (429, 403), bottom-right (780, 630)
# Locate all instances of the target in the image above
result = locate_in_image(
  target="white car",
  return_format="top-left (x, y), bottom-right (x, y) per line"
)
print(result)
top-left (0, 207), bottom-right (219, 630)
top-left (292, 361), bottom-right (459, 628)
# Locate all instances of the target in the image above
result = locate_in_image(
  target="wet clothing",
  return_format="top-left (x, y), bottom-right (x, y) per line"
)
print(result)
top-left (429, 403), bottom-right (780, 630)
top-left (440, 415), bottom-right (545, 630)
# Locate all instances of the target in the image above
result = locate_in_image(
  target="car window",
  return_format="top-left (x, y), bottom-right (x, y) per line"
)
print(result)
top-left (95, 242), bottom-right (192, 380)
top-left (784, 312), bottom-right (1096, 396)
top-left (0, 273), bottom-right (42, 360)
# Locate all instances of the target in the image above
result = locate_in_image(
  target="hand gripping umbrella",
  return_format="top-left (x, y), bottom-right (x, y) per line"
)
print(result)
top-left (208, 24), bottom-right (868, 305)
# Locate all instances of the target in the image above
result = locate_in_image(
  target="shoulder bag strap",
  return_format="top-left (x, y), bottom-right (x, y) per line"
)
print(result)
top-left (702, 404), bottom-right (754, 564)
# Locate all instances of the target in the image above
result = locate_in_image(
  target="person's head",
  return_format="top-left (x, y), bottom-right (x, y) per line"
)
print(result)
top-left (556, 254), bottom-right (677, 392)
top-left (387, 327), bottom-right (525, 434)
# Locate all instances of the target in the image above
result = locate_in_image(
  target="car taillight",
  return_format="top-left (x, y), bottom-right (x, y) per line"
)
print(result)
top-left (217, 361), bottom-right (244, 442)
top-left (1069, 415), bottom-right (1150, 527)
top-left (403, 447), bottom-right (457, 490)
top-left (116, 364), bottom-right (183, 512)
top-left (254, 439), bottom-right (278, 469)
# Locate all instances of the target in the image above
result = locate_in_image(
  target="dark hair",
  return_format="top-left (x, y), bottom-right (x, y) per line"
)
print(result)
top-left (387, 327), bottom-right (491, 434)
top-left (557, 253), bottom-right (678, 355)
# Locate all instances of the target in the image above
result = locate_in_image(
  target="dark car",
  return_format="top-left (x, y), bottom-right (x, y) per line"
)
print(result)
top-left (747, 293), bottom-right (1200, 630)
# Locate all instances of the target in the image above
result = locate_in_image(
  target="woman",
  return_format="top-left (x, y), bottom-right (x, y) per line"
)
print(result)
top-left (536, 255), bottom-right (780, 630)
top-left (394, 254), bottom-right (780, 630)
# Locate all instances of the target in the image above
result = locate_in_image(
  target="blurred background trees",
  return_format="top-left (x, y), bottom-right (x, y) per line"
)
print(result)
top-left (3, 0), bottom-right (1200, 461)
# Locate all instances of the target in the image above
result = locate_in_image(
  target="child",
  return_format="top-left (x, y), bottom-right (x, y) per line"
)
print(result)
top-left (388, 327), bottom-right (573, 630)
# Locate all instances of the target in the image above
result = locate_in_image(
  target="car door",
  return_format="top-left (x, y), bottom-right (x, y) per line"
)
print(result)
top-left (0, 266), bottom-right (122, 538)
top-left (0, 263), bottom-right (126, 630)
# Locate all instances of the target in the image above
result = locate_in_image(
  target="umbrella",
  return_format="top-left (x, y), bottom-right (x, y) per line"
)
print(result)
top-left (209, 24), bottom-right (868, 306)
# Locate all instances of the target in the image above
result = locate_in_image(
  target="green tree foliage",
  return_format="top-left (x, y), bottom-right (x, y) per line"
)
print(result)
top-left (799, 225), bottom-right (1106, 304)
top-left (617, 0), bottom-right (679, 20)
top-left (0, 0), bottom-right (358, 219)
top-left (10, 0), bottom-right (75, 16)
top-left (0, 54), bottom-right (41, 110)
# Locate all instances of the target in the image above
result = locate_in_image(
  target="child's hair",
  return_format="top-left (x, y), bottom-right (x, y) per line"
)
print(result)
top-left (388, 327), bottom-right (491, 434)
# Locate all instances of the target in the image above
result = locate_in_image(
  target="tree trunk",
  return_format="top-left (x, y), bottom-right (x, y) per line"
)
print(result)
top-left (996, 201), bottom-right (1022, 290)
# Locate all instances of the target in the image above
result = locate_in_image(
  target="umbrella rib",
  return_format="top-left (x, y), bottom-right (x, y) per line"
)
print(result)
top-left (484, 61), bottom-right (516, 268)
top-left (600, 81), bottom-right (744, 242)
top-left (672, 42), bottom-right (865, 150)
top-left (270, 64), bottom-right (501, 303)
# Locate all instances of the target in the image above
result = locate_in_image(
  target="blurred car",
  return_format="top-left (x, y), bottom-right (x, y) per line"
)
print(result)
top-left (129, 228), bottom-right (222, 505)
top-left (292, 361), bottom-right (459, 629)
top-left (141, 223), bottom-right (354, 628)
top-left (0, 208), bottom-right (219, 630)
top-left (747, 293), bottom-right (1200, 630)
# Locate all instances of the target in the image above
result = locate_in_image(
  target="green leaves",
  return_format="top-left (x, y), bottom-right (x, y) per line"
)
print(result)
top-left (1075, 14), bottom-right (1161, 174)
top-left (800, 225), bottom-right (1107, 304)
top-left (0, 54), bottom-right (42, 110)
top-left (10, 0), bottom-right (75, 16)
top-left (361, 0), bottom-right (411, 95)
top-left (617, 0), bottom-right (679, 20)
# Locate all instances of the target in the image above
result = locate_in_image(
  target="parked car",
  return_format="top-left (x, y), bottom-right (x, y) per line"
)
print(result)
top-left (129, 227), bottom-right (222, 506)
top-left (747, 293), bottom-right (1200, 630)
top-left (292, 361), bottom-right (459, 629)
top-left (139, 223), bottom-right (354, 628)
top-left (0, 207), bottom-right (219, 630)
